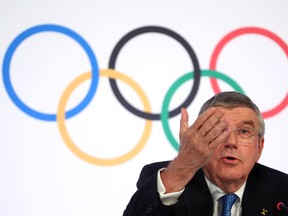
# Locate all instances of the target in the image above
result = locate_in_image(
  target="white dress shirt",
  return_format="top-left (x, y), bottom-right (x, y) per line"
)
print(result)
top-left (157, 168), bottom-right (246, 216)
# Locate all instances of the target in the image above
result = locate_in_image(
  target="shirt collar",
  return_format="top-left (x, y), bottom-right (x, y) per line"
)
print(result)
top-left (204, 175), bottom-right (246, 202)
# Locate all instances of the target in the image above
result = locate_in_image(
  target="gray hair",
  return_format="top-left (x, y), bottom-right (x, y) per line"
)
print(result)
top-left (199, 91), bottom-right (265, 137)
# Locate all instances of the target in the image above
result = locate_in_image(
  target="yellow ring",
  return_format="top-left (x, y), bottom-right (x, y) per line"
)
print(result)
top-left (57, 69), bottom-right (152, 166)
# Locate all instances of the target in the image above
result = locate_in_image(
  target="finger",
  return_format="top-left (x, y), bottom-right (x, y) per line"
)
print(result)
top-left (180, 108), bottom-right (189, 136)
top-left (195, 108), bottom-right (225, 139)
top-left (203, 115), bottom-right (229, 147)
top-left (194, 107), bottom-right (217, 130)
top-left (208, 126), bottom-right (231, 150)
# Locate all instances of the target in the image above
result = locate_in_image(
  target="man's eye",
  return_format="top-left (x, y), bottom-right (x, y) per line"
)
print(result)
top-left (238, 128), bottom-right (251, 136)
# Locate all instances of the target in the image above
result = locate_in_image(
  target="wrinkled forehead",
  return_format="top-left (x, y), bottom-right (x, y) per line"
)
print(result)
top-left (215, 106), bottom-right (260, 128)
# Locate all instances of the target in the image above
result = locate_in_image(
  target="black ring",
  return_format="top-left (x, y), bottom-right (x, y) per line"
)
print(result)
top-left (108, 26), bottom-right (200, 120)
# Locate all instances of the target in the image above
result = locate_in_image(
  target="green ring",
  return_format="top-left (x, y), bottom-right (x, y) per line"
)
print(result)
top-left (161, 69), bottom-right (245, 151)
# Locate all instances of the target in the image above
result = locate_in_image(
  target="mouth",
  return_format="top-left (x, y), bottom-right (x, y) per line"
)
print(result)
top-left (222, 156), bottom-right (239, 165)
top-left (225, 156), bottom-right (236, 161)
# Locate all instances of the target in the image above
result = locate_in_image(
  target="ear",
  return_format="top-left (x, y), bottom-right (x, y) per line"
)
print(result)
top-left (257, 137), bottom-right (265, 158)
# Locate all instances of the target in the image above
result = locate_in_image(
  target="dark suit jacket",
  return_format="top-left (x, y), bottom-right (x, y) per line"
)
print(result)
top-left (123, 162), bottom-right (288, 216)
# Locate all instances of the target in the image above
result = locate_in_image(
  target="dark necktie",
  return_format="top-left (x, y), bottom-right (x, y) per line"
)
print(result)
top-left (221, 194), bottom-right (238, 216)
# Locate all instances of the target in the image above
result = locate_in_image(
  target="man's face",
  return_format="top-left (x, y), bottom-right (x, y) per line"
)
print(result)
top-left (202, 107), bottom-right (264, 190)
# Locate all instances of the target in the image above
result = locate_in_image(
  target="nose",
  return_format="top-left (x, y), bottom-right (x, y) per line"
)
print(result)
top-left (223, 129), bottom-right (238, 147)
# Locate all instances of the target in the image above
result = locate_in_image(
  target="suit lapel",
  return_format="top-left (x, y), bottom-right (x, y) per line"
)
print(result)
top-left (242, 175), bottom-right (271, 216)
top-left (182, 169), bottom-right (214, 216)
top-left (241, 164), bottom-right (280, 216)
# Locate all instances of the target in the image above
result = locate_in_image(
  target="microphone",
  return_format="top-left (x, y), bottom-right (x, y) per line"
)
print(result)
top-left (276, 201), bottom-right (288, 211)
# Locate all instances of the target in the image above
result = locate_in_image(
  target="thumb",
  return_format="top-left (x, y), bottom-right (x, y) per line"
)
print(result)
top-left (180, 108), bottom-right (189, 135)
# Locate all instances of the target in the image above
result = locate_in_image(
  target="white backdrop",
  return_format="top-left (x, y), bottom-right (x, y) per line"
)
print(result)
top-left (0, 0), bottom-right (287, 215)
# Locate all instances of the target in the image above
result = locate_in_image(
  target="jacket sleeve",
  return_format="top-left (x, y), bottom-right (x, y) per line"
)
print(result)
top-left (122, 161), bottom-right (184, 216)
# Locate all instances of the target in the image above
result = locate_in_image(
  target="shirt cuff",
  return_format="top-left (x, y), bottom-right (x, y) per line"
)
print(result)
top-left (157, 168), bottom-right (185, 205)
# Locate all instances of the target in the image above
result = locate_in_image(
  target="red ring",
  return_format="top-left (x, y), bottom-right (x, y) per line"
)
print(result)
top-left (209, 27), bottom-right (288, 118)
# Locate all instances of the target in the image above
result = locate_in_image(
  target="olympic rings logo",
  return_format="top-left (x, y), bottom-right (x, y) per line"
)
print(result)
top-left (2, 24), bottom-right (288, 166)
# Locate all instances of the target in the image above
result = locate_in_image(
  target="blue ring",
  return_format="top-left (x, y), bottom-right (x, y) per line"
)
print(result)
top-left (2, 24), bottom-right (99, 121)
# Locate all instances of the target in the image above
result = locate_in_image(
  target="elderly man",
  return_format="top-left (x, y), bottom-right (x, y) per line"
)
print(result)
top-left (123, 91), bottom-right (288, 216)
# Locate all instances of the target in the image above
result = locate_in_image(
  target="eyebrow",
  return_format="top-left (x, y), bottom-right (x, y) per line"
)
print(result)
top-left (238, 120), bottom-right (256, 128)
